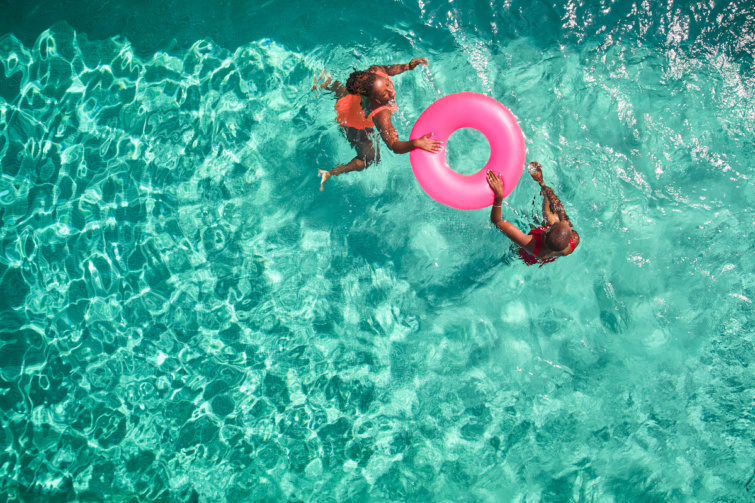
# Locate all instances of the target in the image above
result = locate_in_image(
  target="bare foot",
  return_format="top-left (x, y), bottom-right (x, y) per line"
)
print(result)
top-left (318, 169), bottom-right (331, 191)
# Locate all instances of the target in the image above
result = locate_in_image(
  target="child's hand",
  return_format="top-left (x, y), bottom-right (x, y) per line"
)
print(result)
top-left (414, 133), bottom-right (443, 153)
top-left (410, 58), bottom-right (428, 69)
top-left (486, 170), bottom-right (506, 198)
top-left (311, 69), bottom-right (331, 91)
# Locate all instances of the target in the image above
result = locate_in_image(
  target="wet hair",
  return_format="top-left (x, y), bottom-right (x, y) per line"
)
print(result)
top-left (345, 70), bottom-right (378, 96)
top-left (545, 222), bottom-right (572, 252)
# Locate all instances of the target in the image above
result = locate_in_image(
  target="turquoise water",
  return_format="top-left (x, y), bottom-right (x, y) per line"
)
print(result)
top-left (1, 1), bottom-right (754, 501)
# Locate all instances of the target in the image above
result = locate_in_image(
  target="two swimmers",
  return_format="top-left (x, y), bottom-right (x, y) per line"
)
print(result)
top-left (314, 62), bottom-right (579, 265)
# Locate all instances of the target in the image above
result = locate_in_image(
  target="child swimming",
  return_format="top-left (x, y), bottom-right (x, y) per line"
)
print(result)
top-left (313, 59), bottom-right (442, 191)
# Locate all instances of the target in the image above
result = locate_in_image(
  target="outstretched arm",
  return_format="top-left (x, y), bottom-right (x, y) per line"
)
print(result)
top-left (487, 171), bottom-right (534, 250)
top-left (371, 58), bottom-right (428, 76)
top-left (528, 162), bottom-right (569, 225)
top-left (372, 109), bottom-right (442, 154)
top-left (540, 188), bottom-right (563, 226)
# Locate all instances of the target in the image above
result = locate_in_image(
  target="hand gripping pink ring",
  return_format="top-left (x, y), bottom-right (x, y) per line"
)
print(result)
top-left (409, 92), bottom-right (525, 210)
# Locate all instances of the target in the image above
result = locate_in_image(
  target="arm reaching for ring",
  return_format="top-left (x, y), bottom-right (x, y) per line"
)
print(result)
top-left (372, 109), bottom-right (443, 154)
top-left (487, 170), bottom-right (534, 250)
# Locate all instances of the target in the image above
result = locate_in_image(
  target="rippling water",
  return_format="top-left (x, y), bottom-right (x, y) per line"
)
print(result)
top-left (1, 1), bottom-right (754, 501)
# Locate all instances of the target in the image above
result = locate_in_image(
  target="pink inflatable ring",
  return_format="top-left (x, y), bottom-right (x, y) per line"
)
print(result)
top-left (409, 92), bottom-right (525, 210)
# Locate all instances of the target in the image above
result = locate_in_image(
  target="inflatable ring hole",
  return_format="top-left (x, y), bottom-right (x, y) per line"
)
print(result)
top-left (444, 127), bottom-right (491, 176)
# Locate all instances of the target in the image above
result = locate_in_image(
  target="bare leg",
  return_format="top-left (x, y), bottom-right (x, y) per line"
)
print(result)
top-left (319, 157), bottom-right (366, 191)
top-left (319, 128), bottom-right (378, 191)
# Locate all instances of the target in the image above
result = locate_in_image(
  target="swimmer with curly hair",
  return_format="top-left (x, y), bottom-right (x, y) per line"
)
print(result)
top-left (312, 59), bottom-right (442, 191)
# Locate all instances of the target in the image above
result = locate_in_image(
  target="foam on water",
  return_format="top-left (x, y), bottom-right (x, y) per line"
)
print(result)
top-left (0, 3), bottom-right (754, 501)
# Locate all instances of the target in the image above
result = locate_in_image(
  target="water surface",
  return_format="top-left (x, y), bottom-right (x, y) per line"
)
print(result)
top-left (0, 1), bottom-right (754, 501)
